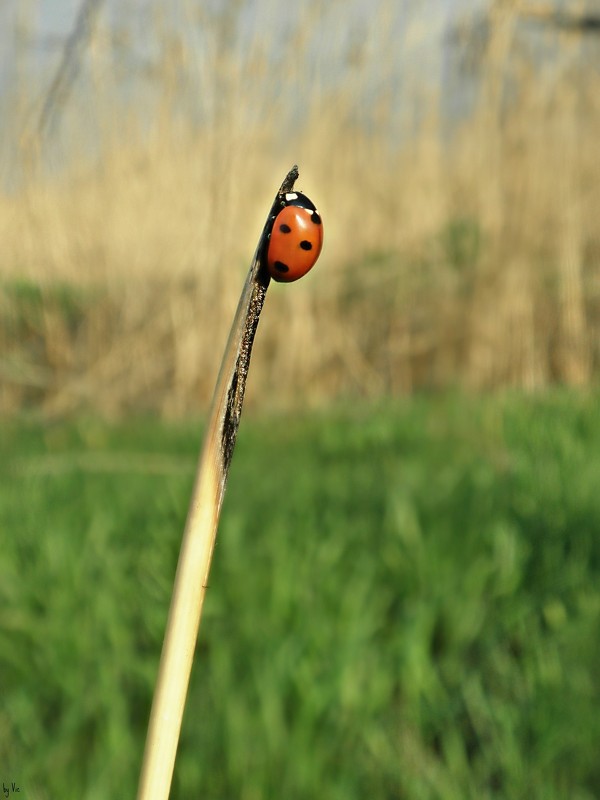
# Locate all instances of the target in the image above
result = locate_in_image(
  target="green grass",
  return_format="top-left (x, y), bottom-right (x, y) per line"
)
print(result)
top-left (1, 393), bottom-right (599, 799)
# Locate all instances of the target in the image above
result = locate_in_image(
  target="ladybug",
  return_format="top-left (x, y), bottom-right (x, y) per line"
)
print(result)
top-left (266, 192), bottom-right (323, 283)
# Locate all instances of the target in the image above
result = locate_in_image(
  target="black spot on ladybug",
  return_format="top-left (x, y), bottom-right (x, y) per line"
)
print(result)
top-left (311, 212), bottom-right (322, 225)
top-left (274, 261), bottom-right (289, 273)
top-left (279, 223), bottom-right (292, 234)
top-left (300, 240), bottom-right (313, 251)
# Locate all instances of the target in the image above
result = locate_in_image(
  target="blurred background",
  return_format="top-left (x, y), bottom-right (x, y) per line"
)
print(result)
top-left (1, 0), bottom-right (598, 415)
top-left (1, 1), bottom-right (600, 799)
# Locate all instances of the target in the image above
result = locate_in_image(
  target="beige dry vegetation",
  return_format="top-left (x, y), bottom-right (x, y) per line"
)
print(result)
top-left (1, 0), bottom-right (599, 416)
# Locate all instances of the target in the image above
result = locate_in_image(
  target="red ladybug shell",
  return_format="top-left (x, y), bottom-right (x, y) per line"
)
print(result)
top-left (267, 195), bottom-right (323, 283)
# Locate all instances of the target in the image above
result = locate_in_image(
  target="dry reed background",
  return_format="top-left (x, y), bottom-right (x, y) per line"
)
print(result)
top-left (1, 0), bottom-right (599, 417)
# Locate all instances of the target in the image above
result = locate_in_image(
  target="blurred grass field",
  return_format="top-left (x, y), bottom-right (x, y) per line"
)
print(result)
top-left (2, 393), bottom-right (599, 799)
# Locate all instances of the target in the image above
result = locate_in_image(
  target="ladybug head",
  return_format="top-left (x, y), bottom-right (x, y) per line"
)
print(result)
top-left (282, 191), bottom-right (318, 212)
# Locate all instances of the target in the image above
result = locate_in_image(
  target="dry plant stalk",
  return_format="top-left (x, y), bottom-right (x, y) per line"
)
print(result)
top-left (136, 165), bottom-right (299, 800)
